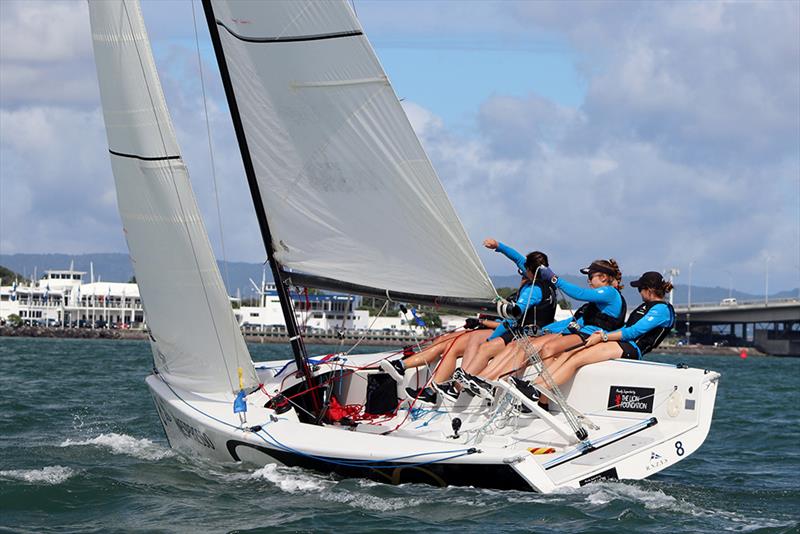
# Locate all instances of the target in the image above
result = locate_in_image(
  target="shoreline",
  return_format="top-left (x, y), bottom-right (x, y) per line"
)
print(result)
top-left (0, 326), bottom-right (775, 356)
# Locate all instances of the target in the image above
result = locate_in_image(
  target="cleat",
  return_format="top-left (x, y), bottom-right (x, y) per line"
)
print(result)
top-left (510, 376), bottom-right (540, 402)
top-left (432, 381), bottom-right (460, 401)
top-left (406, 386), bottom-right (437, 405)
top-left (380, 359), bottom-right (405, 382)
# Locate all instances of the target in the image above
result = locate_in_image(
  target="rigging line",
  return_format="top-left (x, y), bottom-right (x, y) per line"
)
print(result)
top-left (121, 0), bottom-right (235, 392)
top-left (343, 299), bottom-right (389, 355)
top-left (191, 0), bottom-right (240, 365)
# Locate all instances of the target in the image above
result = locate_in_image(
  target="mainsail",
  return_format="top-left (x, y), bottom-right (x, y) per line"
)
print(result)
top-left (204, 0), bottom-right (497, 302)
top-left (89, 0), bottom-right (258, 394)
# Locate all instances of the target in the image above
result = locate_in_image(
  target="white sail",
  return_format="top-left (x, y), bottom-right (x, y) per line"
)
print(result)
top-left (208, 0), bottom-right (497, 301)
top-left (89, 0), bottom-right (257, 393)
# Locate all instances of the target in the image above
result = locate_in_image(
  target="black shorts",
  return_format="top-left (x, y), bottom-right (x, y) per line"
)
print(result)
top-left (562, 331), bottom-right (590, 341)
top-left (618, 341), bottom-right (641, 360)
top-left (499, 325), bottom-right (540, 345)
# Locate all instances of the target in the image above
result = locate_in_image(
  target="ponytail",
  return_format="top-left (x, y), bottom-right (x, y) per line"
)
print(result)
top-left (652, 280), bottom-right (674, 299)
top-left (608, 258), bottom-right (624, 289)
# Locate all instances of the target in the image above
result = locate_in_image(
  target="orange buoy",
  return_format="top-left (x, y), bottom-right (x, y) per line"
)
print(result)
top-left (528, 447), bottom-right (556, 455)
top-left (740, 349), bottom-right (748, 359)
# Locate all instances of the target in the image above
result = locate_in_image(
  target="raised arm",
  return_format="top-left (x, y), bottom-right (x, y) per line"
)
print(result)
top-left (483, 238), bottom-right (527, 272)
top-left (555, 278), bottom-right (617, 304)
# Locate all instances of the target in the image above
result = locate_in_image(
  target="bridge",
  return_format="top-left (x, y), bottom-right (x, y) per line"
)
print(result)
top-left (673, 298), bottom-right (800, 356)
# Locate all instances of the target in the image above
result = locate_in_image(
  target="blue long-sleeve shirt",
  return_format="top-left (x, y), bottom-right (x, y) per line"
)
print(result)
top-left (555, 278), bottom-right (623, 335)
top-left (541, 317), bottom-right (571, 334)
top-left (487, 242), bottom-right (542, 341)
top-left (614, 303), bottom-right (673, 358)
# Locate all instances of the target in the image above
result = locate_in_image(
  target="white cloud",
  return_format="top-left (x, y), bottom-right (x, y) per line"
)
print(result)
top-left (0, 0), bottom-right (797, 293)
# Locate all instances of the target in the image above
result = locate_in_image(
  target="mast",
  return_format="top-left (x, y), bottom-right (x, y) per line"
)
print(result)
top-left (202, 0), bottom-right (321, 418)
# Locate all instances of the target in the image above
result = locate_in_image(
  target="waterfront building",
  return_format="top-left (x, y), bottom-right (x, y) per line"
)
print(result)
top-left (0, 268), bottom-right (143, 327)
top-left (0, 272), bottom-right (428, 334)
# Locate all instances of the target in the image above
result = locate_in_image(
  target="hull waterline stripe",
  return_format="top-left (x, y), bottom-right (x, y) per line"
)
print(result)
top-left (216, 21), bottom-right (362, 43)
top-left (544, 417), bottom-right (658, 470)
top-left (109, 149), bottom-right (181, 161)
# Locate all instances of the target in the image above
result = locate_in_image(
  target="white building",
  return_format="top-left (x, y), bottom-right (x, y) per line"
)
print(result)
top-left (0, 268), bottom-right (143, 327)
top-left (235, 283), bottom-right (425, 334)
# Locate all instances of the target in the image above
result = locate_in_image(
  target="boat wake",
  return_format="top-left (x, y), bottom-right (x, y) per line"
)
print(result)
top-left (576, 481), bottom-right (678, 510)
top-left (0, 466), bottom-right (77, 485)
top-left (557, 481), bottom-right (797, 530)
top-left (226, 464), bottom-right (334, 494)
top-left (60, 433), bottom-right (175, 461)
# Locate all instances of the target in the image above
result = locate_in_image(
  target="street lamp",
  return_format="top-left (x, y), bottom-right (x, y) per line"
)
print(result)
top-left (687, 261), bottom-right (694, 345)
top-left (765, 255), bottom-right (771, 306)
top-left (666, 268), bottom-right (680, 306)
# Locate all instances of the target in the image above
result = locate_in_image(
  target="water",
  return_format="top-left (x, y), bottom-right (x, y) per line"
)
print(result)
top-left (1, 337), bottom-right (797, 533)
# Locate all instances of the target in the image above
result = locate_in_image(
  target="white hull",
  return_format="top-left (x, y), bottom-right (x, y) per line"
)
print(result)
top-left (147, 354), bottom-right (719, 493)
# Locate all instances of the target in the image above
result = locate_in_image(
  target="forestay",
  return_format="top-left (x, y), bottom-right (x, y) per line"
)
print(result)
top-left (89, 0), bottom-right (258, 394)
top-left (207, 0), bottom-right (496, 301)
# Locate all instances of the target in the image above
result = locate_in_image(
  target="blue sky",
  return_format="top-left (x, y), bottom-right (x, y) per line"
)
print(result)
top-left (0, 0), bottom-right (798, 295)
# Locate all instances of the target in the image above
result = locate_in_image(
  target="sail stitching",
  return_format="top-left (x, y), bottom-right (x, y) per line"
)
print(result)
top-left (215, 20), bottom-right (362, 43)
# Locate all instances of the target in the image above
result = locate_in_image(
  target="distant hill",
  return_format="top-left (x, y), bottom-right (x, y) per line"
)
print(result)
top-left (0, 265), bottom-right (25, 283)
top-left (2, 253), bottom-right (796, 306)
top-left (460, 274), bottom-right (797, 307)
top-left (0, 253), bottom-right (268, 299)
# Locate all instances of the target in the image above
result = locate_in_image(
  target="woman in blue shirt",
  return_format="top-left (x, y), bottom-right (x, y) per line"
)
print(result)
top-left (513, 271), bottom-right (675, 407)
top-left (384, 238), bottom-right (554, 403)
top-left (470, 259), bottom-right (624, 386)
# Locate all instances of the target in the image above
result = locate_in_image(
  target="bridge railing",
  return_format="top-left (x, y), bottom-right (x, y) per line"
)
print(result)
top-left (676, 297), bottom-right (799, 311)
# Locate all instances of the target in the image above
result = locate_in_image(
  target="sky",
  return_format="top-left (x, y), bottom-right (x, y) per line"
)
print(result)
top-left (0, 0), bottom-right (798, 295)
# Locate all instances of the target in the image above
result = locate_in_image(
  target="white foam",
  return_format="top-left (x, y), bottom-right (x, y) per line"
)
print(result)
top-left (321, 490), bottom-right (427, 511)
top-left (246, 464), bottom-right (332, 494)
top-left (60, 433), bottom-right (175, 461)
top-left (565, 481), bottom-right (678, 510)
top-left (0, 466), bottom-right (76, 485)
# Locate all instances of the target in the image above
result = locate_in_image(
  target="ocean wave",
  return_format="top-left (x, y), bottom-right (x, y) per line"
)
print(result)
top-left (60, 433), bottom-right (175, 461)
top-left (243, 464), bottom-right (333, 494)
top-left (576, 481), bottom-right (678, 510)
top-left (564, 481), bottom-right (797, 530)
top-left (321, 490), bottom-right (427, 512)
top-left (0, 465), bottom-right (77, 485)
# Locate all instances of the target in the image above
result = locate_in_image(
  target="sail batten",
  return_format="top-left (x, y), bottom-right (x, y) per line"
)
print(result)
top-left (215, 21), bottom-right (363, 43)
top-left (208, 0), bottom-right (497, 302)
top-left (89, 0), bottom-right (258, 394)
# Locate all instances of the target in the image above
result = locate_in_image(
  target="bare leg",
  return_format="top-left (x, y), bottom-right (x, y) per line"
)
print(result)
top-left (538, 334), bottom-right (585, 362)
top-left (403, 331), bottom-right (463, 369)
top-left (459, 330), bottom-right (489, 367)
top-left (462, 337), bottom-right (506, 375)
top-left (544, 343), bottom-right (623, 387)
top-left (480, 334), bottom-right (559, 380)
top-left (431, 330), bottom-right (485, 382)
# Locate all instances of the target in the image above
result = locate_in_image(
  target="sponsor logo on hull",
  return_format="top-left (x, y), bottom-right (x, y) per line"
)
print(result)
top-left (646, 451), bottom-right (669, 471)
top-left (607, 385), bottom-right (655, 413)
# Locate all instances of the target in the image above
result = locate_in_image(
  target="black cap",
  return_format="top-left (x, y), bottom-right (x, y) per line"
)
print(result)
top-left (630, 271), bottom-right (665, 289)
top-left (579, 261), bottom-right (616, 277)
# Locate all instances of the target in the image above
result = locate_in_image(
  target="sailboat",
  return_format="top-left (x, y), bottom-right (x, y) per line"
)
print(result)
top-left (88, 0), bottom-right (720, 492)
